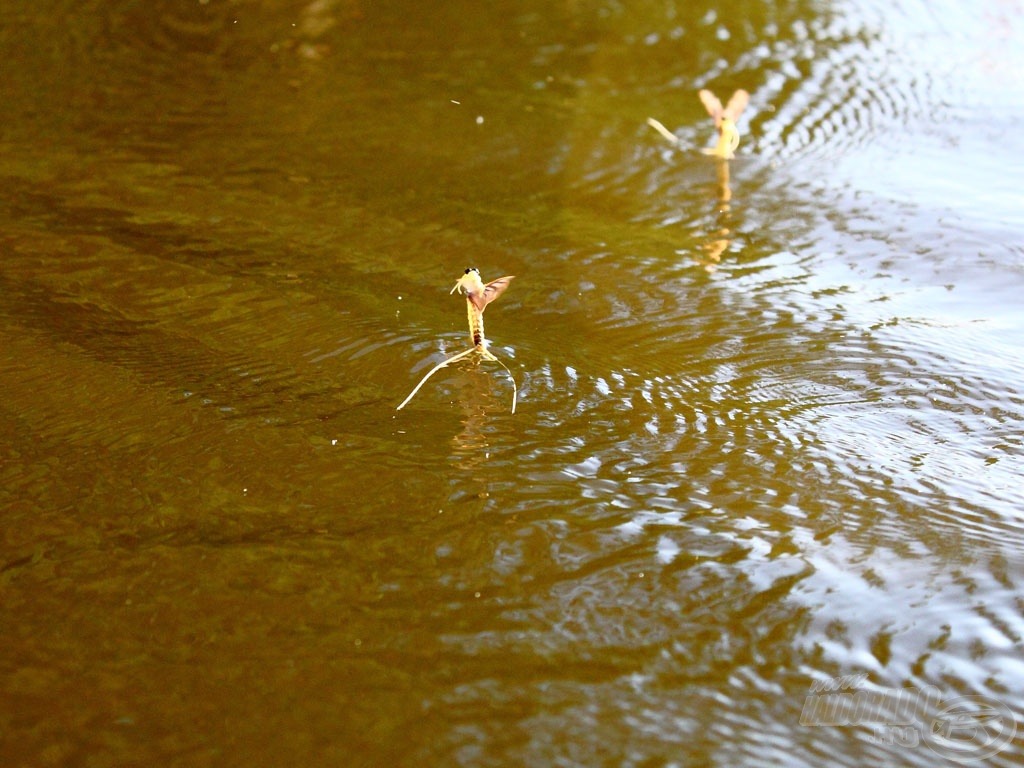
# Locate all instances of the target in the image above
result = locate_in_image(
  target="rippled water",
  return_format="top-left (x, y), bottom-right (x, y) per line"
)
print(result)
top-left (3, 1), bottom-right (1024, 766)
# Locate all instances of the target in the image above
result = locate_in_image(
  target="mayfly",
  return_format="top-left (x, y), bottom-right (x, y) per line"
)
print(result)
top-left (646, 88), bottom-right (750, 160)
top-left (396, 268), bottom-right (518, 413)
top-left (698, 88), bottom-right (749, 159)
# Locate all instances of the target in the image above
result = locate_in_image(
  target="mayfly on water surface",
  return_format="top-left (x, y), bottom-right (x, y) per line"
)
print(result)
top-left (397, 268), bottom-right (518, 413)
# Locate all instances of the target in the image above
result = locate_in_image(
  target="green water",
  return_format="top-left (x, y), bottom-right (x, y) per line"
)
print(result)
top-left (2, 1), bottom-right (1023, 765)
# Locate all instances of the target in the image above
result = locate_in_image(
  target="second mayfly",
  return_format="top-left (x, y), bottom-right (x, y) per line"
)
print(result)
top-left (397, 268), bottom-right (518, 413)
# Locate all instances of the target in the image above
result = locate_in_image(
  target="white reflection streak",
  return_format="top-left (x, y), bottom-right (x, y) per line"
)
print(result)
top-left (616, 510), bottom-right (686, 538)
top-left (656, 535), bottom-right (681, 564)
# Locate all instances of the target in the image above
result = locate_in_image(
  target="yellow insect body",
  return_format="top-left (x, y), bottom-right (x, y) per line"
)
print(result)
top-left (450, 268), bottom-right (513, 349)
top-left (712, 118), bottom-right (741, 158)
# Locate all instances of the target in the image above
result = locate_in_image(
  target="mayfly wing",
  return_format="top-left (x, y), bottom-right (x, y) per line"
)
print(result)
top-left (723, 89), bottom-right (750, 122)
top-left (480, 276), bottom-right (514, 310)
top-left (698, 89), bottom-right (724, 126)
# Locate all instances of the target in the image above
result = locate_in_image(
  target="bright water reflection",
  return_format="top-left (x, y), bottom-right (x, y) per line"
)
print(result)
top-left (2, 0), bottom-right (1024, 766)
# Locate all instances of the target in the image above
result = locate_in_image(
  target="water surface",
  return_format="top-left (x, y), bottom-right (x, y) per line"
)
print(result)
top-left (2, 0), bottom-right (1024, 765)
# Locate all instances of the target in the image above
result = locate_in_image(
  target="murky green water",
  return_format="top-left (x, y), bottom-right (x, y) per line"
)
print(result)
top-left (3, 1), bottom-right (1024, 765)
